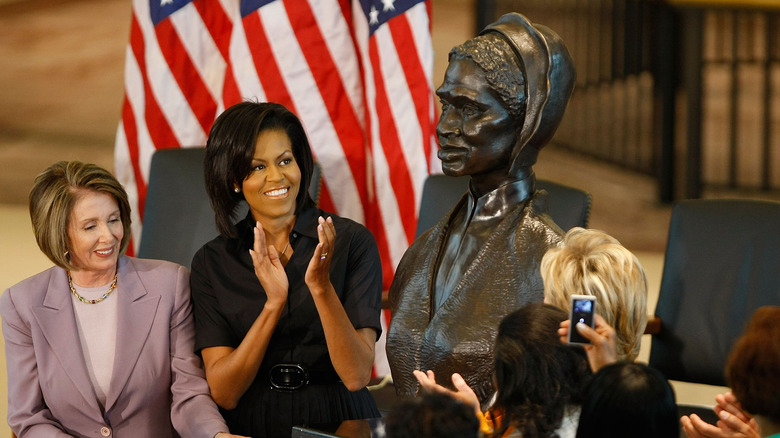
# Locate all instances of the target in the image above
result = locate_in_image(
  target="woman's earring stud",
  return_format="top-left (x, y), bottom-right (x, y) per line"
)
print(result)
top-left (234, 187), bottom-right (240, 193)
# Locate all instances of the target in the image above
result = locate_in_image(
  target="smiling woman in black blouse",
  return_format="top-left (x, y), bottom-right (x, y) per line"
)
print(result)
top-left (190, 101), bottom-right (383, 438)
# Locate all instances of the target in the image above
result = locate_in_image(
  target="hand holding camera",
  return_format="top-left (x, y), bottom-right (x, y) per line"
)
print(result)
top-left (559, 296), bottom-right (619, 372)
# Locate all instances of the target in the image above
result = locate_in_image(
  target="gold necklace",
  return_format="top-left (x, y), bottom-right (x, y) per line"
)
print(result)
top-left (279, 241), bottom-right (290, 256)
top-left (68, 272), bottom-right (117, 304)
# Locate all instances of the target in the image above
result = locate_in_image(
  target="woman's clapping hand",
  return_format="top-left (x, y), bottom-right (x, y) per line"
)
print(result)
top-left (249, 221), bottom-right (288, 307)
top-left (305, 216), bottom-right (335, 296)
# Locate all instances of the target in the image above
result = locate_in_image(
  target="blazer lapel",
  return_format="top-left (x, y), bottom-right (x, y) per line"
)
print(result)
top-left (31, 269), bottom-right (103, 414)
top-left (104, 258), bottom-right (160, 411)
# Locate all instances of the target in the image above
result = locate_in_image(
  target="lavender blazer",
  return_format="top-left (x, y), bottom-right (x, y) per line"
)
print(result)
top-left (1, 256), bottom-right (228, 438)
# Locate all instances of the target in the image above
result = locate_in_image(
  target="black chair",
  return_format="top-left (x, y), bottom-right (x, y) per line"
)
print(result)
top-left (649, 199), bottom-right (780, 386)
top-left (414, 174), bottom-right (591, 237)
top-left (648, 199), bottom-right (780, 435)
top-left (138, 147), bottom-right (321, 268)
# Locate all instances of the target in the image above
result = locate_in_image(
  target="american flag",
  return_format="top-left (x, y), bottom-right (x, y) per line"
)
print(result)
top-left (114, 0), bottom-right (437, 376)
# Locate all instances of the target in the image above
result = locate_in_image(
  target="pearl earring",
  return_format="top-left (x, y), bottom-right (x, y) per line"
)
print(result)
top-left (234, 187), bottom-right (240, 193)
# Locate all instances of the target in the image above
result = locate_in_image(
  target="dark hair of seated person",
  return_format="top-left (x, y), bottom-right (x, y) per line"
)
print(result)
top-left (385, 392), bottom-right (481, 438)
top-left (491, 302), bottom-right (591, 438)
top-left (575, 361), bottom-right (678, 438)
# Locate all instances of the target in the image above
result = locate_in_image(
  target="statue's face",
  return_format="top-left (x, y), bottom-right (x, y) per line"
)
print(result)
top-left (436, 57), bottom-right (516, 180)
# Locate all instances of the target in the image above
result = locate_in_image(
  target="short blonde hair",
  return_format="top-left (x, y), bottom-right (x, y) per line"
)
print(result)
top-left (541, 227), bottom-right (648, 361)
top-left (29, 161), bottom-right (132, 270)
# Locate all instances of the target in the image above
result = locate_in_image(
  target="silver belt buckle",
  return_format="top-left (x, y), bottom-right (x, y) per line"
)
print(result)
top-left (269, 363), bottom-right (309, 390)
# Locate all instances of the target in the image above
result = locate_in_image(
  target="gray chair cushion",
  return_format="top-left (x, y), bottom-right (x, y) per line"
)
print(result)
top-left (138, 147), bottom-right (221, 268)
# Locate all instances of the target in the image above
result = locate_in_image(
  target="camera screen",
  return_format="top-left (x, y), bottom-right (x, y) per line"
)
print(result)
top-left (569, 298), bottom-right (595, 344)
top-left (574, 299), bottom-right (592, 317)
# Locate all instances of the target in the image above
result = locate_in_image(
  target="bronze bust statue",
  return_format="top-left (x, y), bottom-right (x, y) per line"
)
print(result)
top-left (386, 13), bottom-right (576, 407)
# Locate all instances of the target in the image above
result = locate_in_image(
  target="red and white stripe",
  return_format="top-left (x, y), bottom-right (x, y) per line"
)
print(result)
top-left (116, 0), bottom-right (235, 248)
top-left (115, 0), bottom-right (436, 377)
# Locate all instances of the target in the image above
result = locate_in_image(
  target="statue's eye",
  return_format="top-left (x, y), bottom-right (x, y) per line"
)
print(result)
top-left (462, 104), bottom-right (479, 117)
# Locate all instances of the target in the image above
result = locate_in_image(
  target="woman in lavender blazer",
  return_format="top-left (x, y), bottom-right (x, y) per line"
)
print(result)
top-left (0, 161), bottom-right (244, 438)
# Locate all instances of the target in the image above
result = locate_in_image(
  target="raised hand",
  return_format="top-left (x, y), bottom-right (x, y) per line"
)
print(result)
top-left (413, 370), bottom-right (481, 416)
top-left (558, 313), bottom-right (618, 372)
top-left (305, 216), bottom-right (335, 296)
top-left (248, 221), bottom-right (288, 307)
top-left (713, 392), bottom-right (757, 429)
top-left (680, 393), bottom-right (760, 438)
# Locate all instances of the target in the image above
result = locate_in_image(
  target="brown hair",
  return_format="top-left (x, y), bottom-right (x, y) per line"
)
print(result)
top-left (29, 161), bottom-right (132, 270)
top-left (726, 306), bottom-right (780, 424)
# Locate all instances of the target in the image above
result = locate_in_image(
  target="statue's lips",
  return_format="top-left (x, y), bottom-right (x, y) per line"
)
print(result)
top-left (437, 146), bottom-right (466, 161)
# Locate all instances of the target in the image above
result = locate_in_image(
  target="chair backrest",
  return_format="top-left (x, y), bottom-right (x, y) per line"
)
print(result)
top-left (538, 179), bottom-right (592, 232)
top-left (138, 147), bottom-right (321, 268)
top-left (649, 199), bottom-right (780, 386)
top-left (414, 174), bottom-right (592, 237)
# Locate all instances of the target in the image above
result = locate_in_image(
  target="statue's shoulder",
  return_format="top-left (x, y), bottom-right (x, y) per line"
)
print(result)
top-left (520, 191), bottom-right (566, 243)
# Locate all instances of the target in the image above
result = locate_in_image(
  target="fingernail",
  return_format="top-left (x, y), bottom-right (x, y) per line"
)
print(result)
top-left (576, 322), bottom-right (587, 329)
top-left (719, 410), bottom-right (729, 419)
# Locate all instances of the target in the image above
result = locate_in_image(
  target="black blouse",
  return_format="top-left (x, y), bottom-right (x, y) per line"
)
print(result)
top-left (189, 206), bottom-right (383, 436)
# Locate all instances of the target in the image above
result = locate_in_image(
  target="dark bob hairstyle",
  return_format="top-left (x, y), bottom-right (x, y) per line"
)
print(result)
top-left (204, 101), bottom-right (316, 237)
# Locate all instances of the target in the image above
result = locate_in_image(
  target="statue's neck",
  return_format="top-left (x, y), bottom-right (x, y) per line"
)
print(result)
top-left (469, 166), bottom-right (534, 199)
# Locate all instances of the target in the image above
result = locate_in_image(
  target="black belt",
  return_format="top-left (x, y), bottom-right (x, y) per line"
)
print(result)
top-left (267, 363), bottom-right (343, 391)
top-left (269, 363), bottom-right (309, 390)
